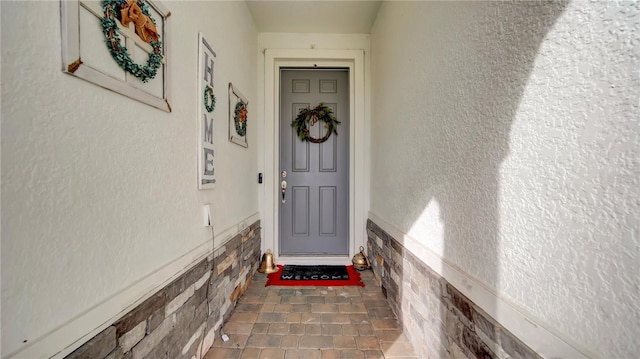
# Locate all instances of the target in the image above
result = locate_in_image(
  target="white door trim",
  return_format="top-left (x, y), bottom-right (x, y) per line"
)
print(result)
top-left (263, 49), bottom-right (365, 265)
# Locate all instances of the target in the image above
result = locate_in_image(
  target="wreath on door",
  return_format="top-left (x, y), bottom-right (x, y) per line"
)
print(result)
top-left (291, 103), bottom-right (340, 144)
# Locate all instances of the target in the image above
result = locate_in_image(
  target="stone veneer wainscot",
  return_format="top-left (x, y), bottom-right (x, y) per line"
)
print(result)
top-left (64, 221), bottom-right (261, 359)
top-left (367, 219), bottom-right (541, 359)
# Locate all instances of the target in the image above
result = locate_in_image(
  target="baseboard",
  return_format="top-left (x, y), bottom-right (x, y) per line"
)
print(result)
top-left (7, 212), bottom-right (260, 359)
top-left (367, 212), bottom-right (596, 359)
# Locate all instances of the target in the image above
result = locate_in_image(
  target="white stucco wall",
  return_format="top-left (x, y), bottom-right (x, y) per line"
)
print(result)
top-left (370, 1), bottom-right (639, 358)
top-left (1, 1), bottom-right (257, 357)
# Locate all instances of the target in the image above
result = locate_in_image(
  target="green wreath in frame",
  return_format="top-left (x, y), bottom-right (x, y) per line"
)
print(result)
top-left (101, 0), bottom-right (163, 83)
top-left (291, 103), bottom-right (340, 144)
top-left (234, 101), bottom-right (248, 137)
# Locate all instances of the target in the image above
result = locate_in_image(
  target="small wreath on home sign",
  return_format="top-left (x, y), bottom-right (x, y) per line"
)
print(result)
top-left (292, 103), bottom-right (340, 144)
top-left (204, 85), bottom-right (216, 113)
top-left (101, 0), bottom-right (163, 83)
top-left (234, 101), bottom-right (248, 137)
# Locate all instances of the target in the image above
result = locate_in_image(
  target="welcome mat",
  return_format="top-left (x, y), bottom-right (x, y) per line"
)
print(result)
top-left (266, 265), bottom-right (365, 287)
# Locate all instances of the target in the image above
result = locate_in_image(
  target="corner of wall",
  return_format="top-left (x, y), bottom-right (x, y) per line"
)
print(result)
top-left (366, 214), bottom-right (592, 359)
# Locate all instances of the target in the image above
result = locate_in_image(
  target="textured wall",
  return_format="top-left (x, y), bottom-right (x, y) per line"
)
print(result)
top-left (64, 221), bottom-right (261, 359)
top-left (1, 1), bottom-right (257, 357)
top-left (367, 219), bottom-right (542, 359)
top-left (370, 1), bottom-right (639, 358)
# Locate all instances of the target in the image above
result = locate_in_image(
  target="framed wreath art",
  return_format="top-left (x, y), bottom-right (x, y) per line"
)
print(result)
top-left (61, 0), bottom-right (171, 112)
top-left (229, 83), bottom-right (249, 148)
top-left (292, 103), bottom-right (340, 144)
top-left (101, 0), bottom-right (163, 83)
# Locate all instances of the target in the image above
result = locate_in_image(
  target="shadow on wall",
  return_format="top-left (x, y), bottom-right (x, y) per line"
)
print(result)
top-left (370, 1), bottom-right (568, 358)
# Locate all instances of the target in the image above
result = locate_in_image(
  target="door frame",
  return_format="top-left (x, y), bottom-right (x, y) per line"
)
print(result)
top-left (263, 49), bottom-right (365, 265)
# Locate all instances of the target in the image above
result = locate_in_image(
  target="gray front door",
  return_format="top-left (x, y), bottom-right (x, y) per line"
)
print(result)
top-left (279, 69), bottom-right (349, 255)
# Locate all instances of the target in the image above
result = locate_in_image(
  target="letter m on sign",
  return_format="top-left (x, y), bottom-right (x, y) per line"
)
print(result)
top-left (203, 115), bottom-right (213, 144)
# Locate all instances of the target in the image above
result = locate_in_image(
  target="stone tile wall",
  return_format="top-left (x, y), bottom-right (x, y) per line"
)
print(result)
top-left (367, 219), bottom-right (541, 359)
top-left (65, 221), bottom-right (261, 359)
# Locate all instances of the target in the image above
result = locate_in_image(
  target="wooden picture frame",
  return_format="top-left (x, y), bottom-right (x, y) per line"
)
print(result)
top-left (60, 0), bottom-right (171, 112)
top-left (198, 33), bottom-right (216, 189)
top-left (228, 83), bottom-right (248, 148)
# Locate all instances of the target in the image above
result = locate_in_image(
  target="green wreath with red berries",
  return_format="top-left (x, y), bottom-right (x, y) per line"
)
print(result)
top-left (234, 101), bottom-right (248, 137)
top-left (204, 85), bottom-right (216, 113)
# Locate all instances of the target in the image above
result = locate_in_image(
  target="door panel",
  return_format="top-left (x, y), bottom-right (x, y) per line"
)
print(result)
top-left (319, 104), bottom-right (338, 172)
top-left (292, 187), bottom-right (310, 236)
top-left (319, 186), bottom-right (337, 236)
top-left (279, 69), bottom-right (349, 255)
top-left (292, 103), bottom-right (310, 172)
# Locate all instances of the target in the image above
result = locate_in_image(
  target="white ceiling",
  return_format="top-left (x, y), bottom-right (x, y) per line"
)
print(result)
top-left (246, 1), bottom-right (382, 34)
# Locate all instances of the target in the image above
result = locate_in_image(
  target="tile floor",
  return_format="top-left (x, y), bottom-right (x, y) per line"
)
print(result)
top-left (203, 269), bottom-right (418, 359)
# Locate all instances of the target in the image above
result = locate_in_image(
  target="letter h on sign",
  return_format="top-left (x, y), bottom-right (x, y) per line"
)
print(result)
top-left (204, 52), bottom-right (214, 87)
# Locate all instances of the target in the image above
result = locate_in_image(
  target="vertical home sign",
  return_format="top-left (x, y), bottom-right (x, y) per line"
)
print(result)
top-left (198, 33), bottom-right (216, 189)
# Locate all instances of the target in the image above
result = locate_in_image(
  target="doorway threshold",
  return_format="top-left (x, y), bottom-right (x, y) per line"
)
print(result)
top-left (277, 255), bottom-right (351, 266)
